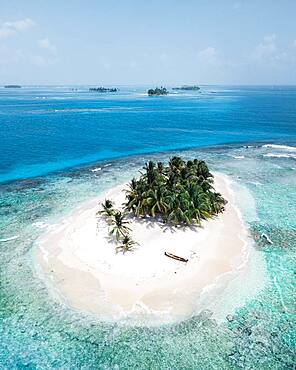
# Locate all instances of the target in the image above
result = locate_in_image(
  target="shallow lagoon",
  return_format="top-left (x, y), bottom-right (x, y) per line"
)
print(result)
top-left (0, 144), bottom-right (295, 369)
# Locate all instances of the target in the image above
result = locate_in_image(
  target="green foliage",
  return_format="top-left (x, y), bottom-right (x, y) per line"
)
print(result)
top-left (97, 199), bottom-right (115, 220)
top-left (109, 210), bottom-right (131, 242)
top-left (124, 156), bottom-right (227, 227)
top-left (116, 234), bottom-right (138, 254)
top-left (97, 157), bottom-right (227, 253)
top-left (89, 87), bottom-right (118, 92)
top-left (172, 85), bottom-right (200, 91)
top-left (147, 87), bottom-right (168, 96)
top-left (97, 201), bottom-right (136, 253)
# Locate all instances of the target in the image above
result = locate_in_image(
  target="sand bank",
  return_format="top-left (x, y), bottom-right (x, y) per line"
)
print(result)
top-left (33, 174), bottom-right (263, 324)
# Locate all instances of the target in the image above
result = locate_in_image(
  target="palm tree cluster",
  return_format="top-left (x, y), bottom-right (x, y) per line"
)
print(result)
top-left (97, 199), bottom-right (137, 254)
top-left (89, 87), bottom-right (118, 92)
top-left (172, 85), bottom-right (200, 91)
top-left (124, 157), bottom-right (227, 226)
top-left (147, 87), bottom-right (168, 96)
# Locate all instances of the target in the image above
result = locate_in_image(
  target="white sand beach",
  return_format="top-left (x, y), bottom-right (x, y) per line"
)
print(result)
top-left (33, 174), bottom-right (261, 324)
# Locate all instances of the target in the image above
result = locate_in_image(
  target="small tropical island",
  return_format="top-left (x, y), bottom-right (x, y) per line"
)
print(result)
top-left (4, 85), bottom-right (22, 88)
top-left (34, 156), bottom-right (250, 323)
top-left (147, 86), bottom-right (169, 96)
top-left (98, 157), bottom-right (227, 253)
top-left (172, 85), bottom-right (200, 91)
top-left (89, 87), bottom-right (118, 93)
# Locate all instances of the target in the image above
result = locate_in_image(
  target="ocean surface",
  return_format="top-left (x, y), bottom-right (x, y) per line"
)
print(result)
top-left (1, 85), bottom-right (296, 183)
top-left (0, 86), bottom-right (295, 369)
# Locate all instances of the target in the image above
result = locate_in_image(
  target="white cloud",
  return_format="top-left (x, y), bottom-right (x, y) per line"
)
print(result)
top-left (0, 18), bottom-right (35, 39)
top-left (38, 38), bottom-right (57, 55)
top-left (0, 19), bottom-right (60, 69)
top-left (264, 34), bottom-right (276, 43)
top-left (198, 46), bottom-right (220, 66)
top-left (32, 38), bottom-right (58, 67)
top-left (249, 34), bottom-right (296, 69)
top-left (251, 34), bottom-right (277, 60)
top-left (199, 46), bottom-right (217, 59)
top-left (293, 40), bottom-right (296, 48)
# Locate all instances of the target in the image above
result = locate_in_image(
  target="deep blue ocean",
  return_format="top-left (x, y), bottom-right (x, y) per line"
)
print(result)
top-left (1, 85), bottom-right (295, 183)
top-left (0, 86), bottom-right (295, 369)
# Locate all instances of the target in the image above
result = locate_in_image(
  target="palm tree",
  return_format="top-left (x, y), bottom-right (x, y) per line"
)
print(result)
top-left (190, 207), bottom-right (201, 225)
top-left (116, 234), bottom-right (138, 254)
top-left (209, 192), bottom-right (227, 214)
top-left (124, 178), bottom-right (138, 210)
top-left (197, 161), bottom-right (213, 180)
top-left (146, 186), bottom-right (171, 217)
top-left (142, 161), bottom-right (157, 185)
top-left (125, 179), bottom-right (148, 217)
top-left (121, 156), bottom-right (227, 228)
top-left (110, 211), bottom-right (131, 242)
top-left (97, 199), bottom-right (114, 218)
top-left (157, 162), bottom-right (164, 174)
top-left (127, 178), bottom-right (137, 191)
top-left (168, 156), bottom-right (184, 174)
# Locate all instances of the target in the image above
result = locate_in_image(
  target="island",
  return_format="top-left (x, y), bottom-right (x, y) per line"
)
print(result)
top-left (34, 156), bottom-right (251, 323)
top-left (147, 87), bottom-right (169, 96)
top-left (98, 157), bottom-right (227, 252)
top-left (172, 85), bottom-right (200, 91)
top-left (4, 85), bottom-right (21, 88)
top-left (89, 87), bottom-right (118, 92)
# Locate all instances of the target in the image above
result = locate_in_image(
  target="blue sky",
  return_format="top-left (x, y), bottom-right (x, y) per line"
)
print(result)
top-left (0, 0), bottom-right (296, 85)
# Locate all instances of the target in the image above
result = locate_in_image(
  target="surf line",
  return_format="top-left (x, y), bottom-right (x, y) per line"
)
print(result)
top-left (0, 235), bottom-right (19, 242)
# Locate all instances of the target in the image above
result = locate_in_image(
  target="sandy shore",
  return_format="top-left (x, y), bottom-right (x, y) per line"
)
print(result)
top-left (33, 174), bottom-right (258, 324)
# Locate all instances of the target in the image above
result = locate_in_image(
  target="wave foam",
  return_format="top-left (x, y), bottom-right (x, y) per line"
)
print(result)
top-left (0, 235), bottom-right (19, 242)
top-left (263, 153), bottom-right (296, 159)
top-left (262, 144), bottom-right (296, 151)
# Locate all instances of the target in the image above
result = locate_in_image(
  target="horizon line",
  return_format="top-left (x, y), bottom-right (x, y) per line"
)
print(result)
top-left (2, 83), bottom-right (296, 87)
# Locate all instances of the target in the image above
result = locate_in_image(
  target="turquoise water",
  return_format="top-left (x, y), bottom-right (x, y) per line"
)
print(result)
top-left (0, 86), bottom-right (295, 369)
top-left (1, 86), bottom-right (295, 183)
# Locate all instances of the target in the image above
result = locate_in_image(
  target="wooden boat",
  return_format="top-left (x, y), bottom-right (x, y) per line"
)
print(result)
top-left (164, 252), bottom-right (188, 263)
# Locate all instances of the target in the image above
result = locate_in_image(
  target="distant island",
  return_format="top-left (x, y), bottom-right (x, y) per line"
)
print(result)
top-left (4, 85), bottom-right (21, 88)
top-left (172, 85), bottom-right (200, 91)
top-left (89, 87), bottom-right (118, 93)
top-left (147, 87), bottom-right (169, 96)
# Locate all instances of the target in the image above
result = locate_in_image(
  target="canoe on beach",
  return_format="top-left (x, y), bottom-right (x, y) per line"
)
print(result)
top-left (164, 252), bottom-right (188, 263)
